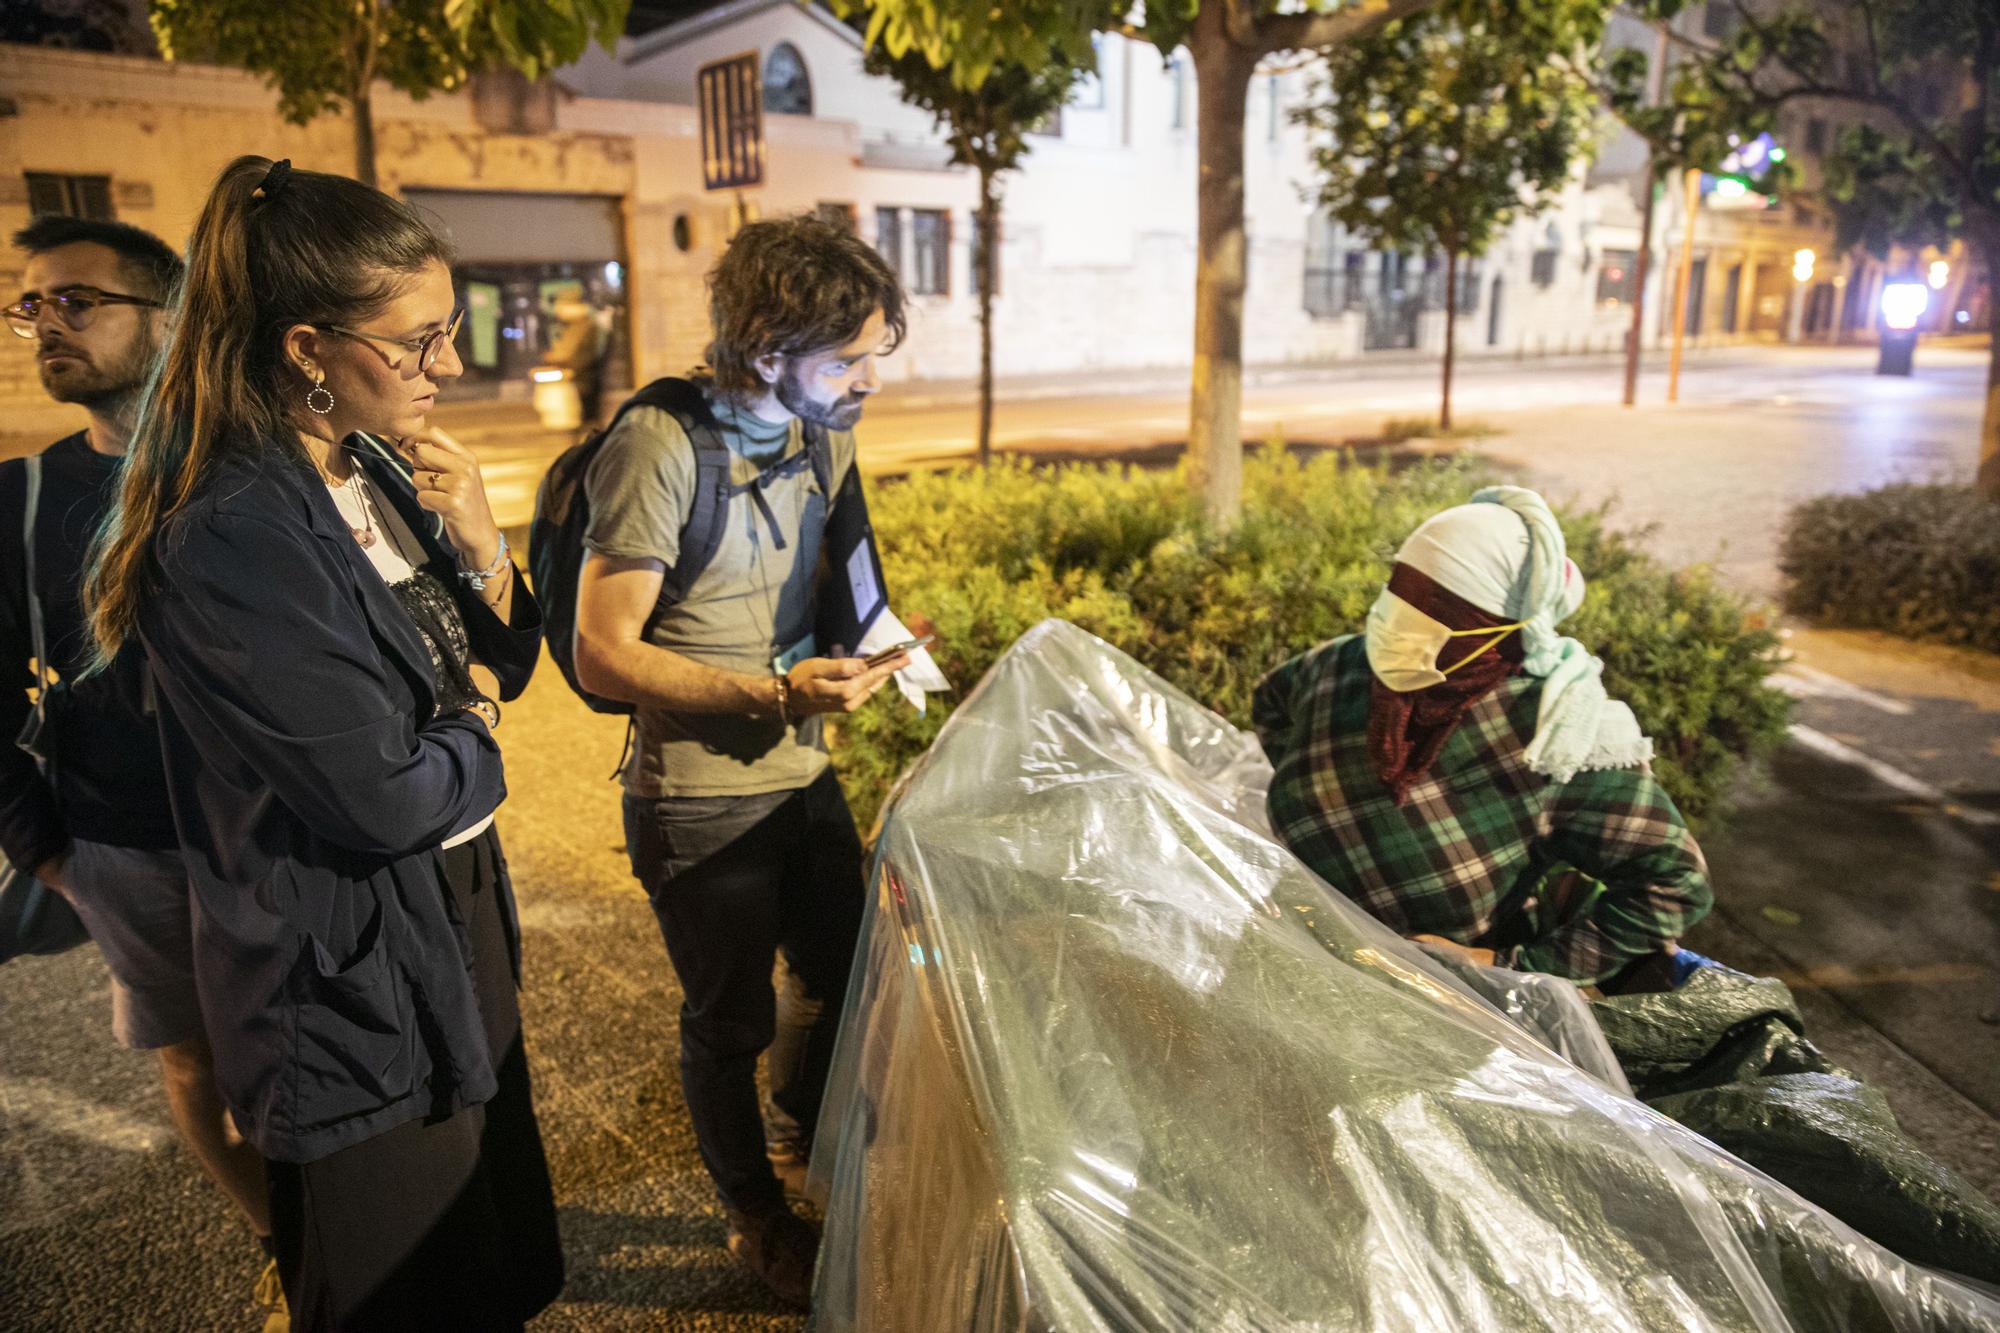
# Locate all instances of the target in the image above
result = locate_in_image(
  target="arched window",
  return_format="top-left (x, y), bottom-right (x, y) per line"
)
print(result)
top-left (764, 42), bottom-right (812, 117)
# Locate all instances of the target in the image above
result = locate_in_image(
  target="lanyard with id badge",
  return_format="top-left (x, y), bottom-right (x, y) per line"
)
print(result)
top-left (812, 464), bottom-right (949, 711)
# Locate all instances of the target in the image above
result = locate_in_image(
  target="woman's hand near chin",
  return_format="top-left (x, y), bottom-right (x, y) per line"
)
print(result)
top-left (400, 428), bottom-right (499, 570)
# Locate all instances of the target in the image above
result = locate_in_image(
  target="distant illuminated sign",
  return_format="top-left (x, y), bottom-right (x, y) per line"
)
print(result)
top-left (698, 52), bottom-right (766, 191)
top-left (1719, 133), bottom-right (1776, 176)
top-left (1704, 131), bottom-right (1783, 210)
top-left (1701, 174), bottom-right (1773, 211)
top-left (1881, 283), bottom-right (1928, 331)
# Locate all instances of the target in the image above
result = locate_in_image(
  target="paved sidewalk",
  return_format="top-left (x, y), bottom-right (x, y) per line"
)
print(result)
top-left (5, 639), bottom-right (1997, 1330)
top-left (0, 670), bottom-right (808, 1332)
top-left (2, 338), bottom-right (1994, 1328)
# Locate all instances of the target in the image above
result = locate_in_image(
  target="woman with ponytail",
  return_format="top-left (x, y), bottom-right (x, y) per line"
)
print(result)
top-left (88, 156), bottom-right (561, 1330)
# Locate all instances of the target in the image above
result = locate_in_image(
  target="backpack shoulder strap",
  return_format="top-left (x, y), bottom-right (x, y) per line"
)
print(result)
top-left (804, 423), bottom-right (834, 499)
top-left (21, 455), bottom-right (48, 699)
top-left (615, 378), bottom-right (735, 602)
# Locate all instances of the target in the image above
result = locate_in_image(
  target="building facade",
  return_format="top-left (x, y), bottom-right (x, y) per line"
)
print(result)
top-left (3, 1), bottom-right (1894, 433)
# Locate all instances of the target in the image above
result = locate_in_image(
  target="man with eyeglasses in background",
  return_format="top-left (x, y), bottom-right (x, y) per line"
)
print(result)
top-left (2, 217), bottom-right (288, 1328)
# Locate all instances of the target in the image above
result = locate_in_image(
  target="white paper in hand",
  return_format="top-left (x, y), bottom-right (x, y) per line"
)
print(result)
top-left (854, 611), bottom-right (950, 714)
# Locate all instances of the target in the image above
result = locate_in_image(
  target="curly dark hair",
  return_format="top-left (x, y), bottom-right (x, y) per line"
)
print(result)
top-left (705, 216), bottom-right (905, 401)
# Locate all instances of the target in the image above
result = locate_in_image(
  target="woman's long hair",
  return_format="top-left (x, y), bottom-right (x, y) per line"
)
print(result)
top-left (86, 155), bottom-right (450, 665)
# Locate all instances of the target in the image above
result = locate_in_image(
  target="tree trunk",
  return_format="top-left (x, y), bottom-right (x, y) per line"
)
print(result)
top-left (1623, 162), bottom-right (1657, 407)
top-left (1665, 166), bottom-right (1699, 403)
top-left (1440, 247), bottom-right (1458, 433)
top-left (1189, 12), bottom-right (1258, 528)
top-left (1978, 236), bottom-right (2000, 501)
top-left (1624, 20), bottom-right (1669, 408)
top-left (976, 172), bottom-right (998, 469)
top-left (353, 88), bottom-right (378, 189)
top-left (351, 0), bottom-right (381, 189)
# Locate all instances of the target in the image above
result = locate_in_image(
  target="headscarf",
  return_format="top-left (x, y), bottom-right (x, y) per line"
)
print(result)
top-left (1366, 563), bottom-right (1526, 804)
top-left (1365, 486), bottom-right (1653, 798)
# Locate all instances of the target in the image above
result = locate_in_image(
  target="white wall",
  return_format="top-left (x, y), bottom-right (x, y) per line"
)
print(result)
top-left (571, 0), bottom-right (939, 147)
top-left (580, 8), bottom-right (1720, 382)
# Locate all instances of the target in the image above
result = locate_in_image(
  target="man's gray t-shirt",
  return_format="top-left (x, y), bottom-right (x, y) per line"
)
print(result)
top-left (582, 397), bottom-right (857, 797)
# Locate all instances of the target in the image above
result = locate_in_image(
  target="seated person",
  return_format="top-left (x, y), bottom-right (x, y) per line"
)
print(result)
top-left (1253, 485), bottom-right (1712, 990)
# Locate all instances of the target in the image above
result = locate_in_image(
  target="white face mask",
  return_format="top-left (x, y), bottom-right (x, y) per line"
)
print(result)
top-left (1364, 589), bottom-right (1527, 693)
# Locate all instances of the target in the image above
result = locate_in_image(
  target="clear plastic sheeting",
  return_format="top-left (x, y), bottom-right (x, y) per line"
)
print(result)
top-left (812, 621), bottom-right (2000, 1332)
top-left (1415, 947), bottom-right (1633, 1098)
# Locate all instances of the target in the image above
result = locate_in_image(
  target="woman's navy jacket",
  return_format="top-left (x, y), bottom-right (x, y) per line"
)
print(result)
top-left (136, 439), bottom-right (540, 1164)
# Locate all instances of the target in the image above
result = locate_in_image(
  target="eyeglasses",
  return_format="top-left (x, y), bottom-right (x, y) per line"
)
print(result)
top-left (322, 307), bottom-right (465, 374)
top-left (5, 286), bottom-right (163, 339)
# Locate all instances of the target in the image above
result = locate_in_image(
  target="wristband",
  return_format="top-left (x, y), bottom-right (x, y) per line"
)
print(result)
top-left (772, 673), bottom-right (792, 726)
top-left (459, 532), bottom-right (510, 591)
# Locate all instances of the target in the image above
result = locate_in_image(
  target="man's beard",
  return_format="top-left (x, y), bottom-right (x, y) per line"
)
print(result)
top-left (776, 367), bottom-right (865, 430)
top-left (39, 336), bottom-right (152, 414)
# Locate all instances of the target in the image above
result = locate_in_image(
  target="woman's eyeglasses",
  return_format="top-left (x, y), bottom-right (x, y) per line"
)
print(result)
top-left (5, 286), bottom-right (163, 338)
top-left (323, 307), bottom-right (466, 374)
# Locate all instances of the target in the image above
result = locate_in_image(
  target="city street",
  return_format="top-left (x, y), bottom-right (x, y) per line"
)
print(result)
top-left (2, 342), bottom-right (1996, 1330)
top-left (442, 341), bottom-right (1987, 610)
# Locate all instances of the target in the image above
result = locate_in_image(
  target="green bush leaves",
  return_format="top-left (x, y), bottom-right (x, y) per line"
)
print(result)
top-left (838, 449), bottom-right (1790, 836)
top-left (1780, 484), bottom-right (2000, 653)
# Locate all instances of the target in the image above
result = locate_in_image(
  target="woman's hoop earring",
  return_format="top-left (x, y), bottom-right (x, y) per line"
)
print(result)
top-left (305, 377), bottom-right (335, 416)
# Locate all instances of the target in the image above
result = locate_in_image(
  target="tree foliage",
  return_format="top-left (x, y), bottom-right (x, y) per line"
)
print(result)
top-left (865, 43), bottom-right (1086, 466)
top-left (838, 0), bottom-right (1442, 522)
top-left (3, 0), bottom-right (151, 53)
top-left (1297, 0), bottom-right (1605, 427)
top-left (1610, 0), bottom-right (1997, 495)
top-left (1608, 0), bottom-right (1993, 259)
top-left (863, 45), bottom-right (1081, 186)
top-left (1299, 0), bottom-right (1604, 264)
top-left (149, 0), bottom-right (629, 184)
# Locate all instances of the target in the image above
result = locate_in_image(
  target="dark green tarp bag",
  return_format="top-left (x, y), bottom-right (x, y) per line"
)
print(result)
top-left (1593, 965), bottom-right (2000, 1285)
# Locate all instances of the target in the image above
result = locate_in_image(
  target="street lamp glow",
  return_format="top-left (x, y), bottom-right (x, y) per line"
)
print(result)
top-left (1927, 260), bottom-right (1949, 289)
top-left (1792, 248), bottom-right (1816, 282)
top-left (1880, 283), bottom-right (1928, 331)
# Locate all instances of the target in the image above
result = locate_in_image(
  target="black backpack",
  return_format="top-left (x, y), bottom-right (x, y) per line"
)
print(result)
top-left (529, 376), bottom-right (830, 714)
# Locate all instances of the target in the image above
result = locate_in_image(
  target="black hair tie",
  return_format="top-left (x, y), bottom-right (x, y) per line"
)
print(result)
top-left (254, 159), bottom-right (293, 202)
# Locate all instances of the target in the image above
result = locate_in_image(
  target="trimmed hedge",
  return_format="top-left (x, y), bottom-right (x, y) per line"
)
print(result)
top-left (833, 448), bottom-right (1792, 836)
top-left (1779, 483), bottom-right (2000, 653)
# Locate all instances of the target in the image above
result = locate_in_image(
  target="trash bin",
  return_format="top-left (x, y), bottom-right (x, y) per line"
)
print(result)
top-left (1877, 328), bottom-right (1918, 376)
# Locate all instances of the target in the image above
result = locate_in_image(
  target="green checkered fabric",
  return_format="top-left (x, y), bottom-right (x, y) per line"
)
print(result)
top-left (1254, 636), bottom-right (1712, 984)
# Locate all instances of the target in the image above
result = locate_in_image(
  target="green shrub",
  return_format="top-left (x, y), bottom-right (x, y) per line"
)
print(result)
top-left (837, 448), bottom-right (1791, 836)
top-left (1779, 484), bottom-right (2000, 653)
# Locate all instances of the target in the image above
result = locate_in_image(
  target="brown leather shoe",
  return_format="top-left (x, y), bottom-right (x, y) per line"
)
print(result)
top-left (725, 1204), bottom-right (820, 1309)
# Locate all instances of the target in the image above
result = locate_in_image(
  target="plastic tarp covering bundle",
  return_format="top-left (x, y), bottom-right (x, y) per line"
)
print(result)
top-left (812, 621), bottom-right (2000, 1332)
top-left (1417, 950), bottom-right (1633, 1099)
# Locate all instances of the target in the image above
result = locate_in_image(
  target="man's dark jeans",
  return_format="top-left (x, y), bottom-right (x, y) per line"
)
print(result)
top-left (622, 770), bottom-right (867, 1214)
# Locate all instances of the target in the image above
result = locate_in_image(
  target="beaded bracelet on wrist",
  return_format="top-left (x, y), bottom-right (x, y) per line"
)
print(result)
top-left (459, 532), bottom-right (510, 591)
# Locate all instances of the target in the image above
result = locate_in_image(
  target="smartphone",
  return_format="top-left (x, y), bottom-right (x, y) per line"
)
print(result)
top-left (864, 633), bottom-right (935, 668)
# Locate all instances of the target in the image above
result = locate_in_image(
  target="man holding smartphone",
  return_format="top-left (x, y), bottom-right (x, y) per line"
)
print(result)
top-left (572, 217), bottom-right (924, 1307)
